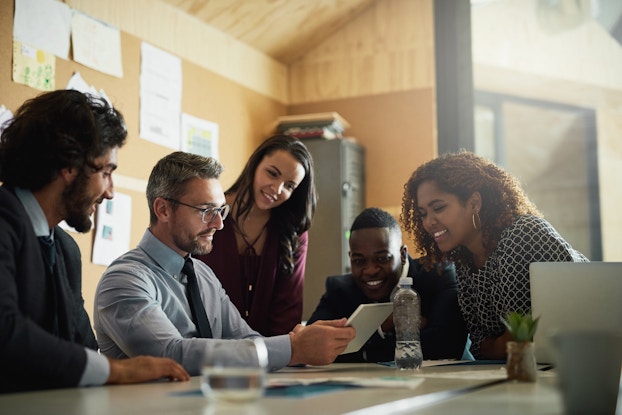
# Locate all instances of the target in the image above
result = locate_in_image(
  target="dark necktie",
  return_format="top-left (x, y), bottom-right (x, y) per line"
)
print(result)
top-left (183, 258), bottom-right (213, 338)
top-left (38, 235), bottom-right (56, 270)
top-left (38, 234), bottom-right (63, 337)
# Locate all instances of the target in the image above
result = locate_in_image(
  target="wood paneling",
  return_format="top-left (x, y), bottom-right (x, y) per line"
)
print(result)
top-left (66, 0), bottom-right (436, 105)
top-left (289, 89), bottom-right (436, 235)
top-left (160, 0), bottom-right (377, 64)
top-left (289, 0), bottom-right (435, 104)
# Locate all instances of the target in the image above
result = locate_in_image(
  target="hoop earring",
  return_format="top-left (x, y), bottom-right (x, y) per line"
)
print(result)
top-left (472, 210), bottom-right (482, 231)
top-left (400, 259), bottom-right (410, 279)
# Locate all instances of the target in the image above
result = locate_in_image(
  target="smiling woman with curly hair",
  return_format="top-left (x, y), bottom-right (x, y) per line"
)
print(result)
top-left (401, 151), bottom-right (587, 360)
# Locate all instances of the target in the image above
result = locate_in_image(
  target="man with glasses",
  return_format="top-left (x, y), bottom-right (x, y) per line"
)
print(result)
top-left (94, 151), bottom-right (355, 374)
top-left (0, 90), bottom-right (189, 393)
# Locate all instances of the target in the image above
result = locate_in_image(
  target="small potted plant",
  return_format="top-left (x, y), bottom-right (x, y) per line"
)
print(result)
top-left (501, 311), bottom-right (539, 382)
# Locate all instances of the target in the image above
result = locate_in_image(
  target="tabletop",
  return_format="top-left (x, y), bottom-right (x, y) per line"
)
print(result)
top-left (0, 361), bottom-right (566, 415)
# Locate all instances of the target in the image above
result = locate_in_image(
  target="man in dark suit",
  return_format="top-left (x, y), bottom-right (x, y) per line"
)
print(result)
top-left (308, 207), bottom-right (467, 363)
top-left (0, 90), bottom-right (189, 393)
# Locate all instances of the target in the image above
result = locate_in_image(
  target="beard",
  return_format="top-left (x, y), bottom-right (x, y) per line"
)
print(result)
top-left (62, 170), bottom-right (97, 233)
top-left (172, 231), bottom-right (214, 256)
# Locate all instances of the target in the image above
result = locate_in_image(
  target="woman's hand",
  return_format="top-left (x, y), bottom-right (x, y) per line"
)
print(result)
top-left (480, 329), bottom-right (513, 360)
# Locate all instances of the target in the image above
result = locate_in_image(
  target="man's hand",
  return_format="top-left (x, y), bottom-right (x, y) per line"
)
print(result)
top-left (106, 356), bottom-right (190, 384)
top-left (288, 318), bottom-right (355, 366)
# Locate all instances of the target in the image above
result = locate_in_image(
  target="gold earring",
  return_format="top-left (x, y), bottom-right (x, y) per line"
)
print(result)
top-left (472, 210), bottom-right (481, 231)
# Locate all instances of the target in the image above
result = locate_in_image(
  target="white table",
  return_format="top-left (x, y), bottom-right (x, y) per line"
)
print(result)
top-left (0, 362), bottom-right (566, 415)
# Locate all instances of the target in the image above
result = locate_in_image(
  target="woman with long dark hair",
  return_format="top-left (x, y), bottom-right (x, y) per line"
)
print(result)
top-left (197, 134), bottom-right (316, 336)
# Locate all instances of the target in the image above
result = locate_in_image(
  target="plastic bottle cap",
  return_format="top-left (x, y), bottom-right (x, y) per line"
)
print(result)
top-left (399, 277), bottom-right (413, 286)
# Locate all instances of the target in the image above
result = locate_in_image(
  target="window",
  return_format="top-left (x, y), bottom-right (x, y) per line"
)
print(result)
top-left (474, 92), bottom-right (601, 259)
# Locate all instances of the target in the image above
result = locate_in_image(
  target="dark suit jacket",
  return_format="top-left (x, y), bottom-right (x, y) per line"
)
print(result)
top-left (0, 186), bottom-right (98, 393)
top-left (308, 257), bottom-right (467, 363)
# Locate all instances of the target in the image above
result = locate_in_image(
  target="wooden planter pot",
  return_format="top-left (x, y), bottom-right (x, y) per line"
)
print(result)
top-left (506, 341), bottom-right (537, 382)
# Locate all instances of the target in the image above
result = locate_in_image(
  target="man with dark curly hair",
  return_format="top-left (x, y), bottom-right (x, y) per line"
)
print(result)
top-left (0, 90), bottom-right (189, 393)
top-left (401, 151), bottom-right (587, 360)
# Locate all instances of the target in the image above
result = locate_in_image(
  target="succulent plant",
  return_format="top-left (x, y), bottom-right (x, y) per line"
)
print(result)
top-left (501, 311), bottom-right (539, 343)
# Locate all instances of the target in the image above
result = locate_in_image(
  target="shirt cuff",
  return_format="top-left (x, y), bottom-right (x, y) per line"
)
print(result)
top-left (263, 334), bottom-right (292, 371)
top-left (78, 348), bottom-right (110, 386)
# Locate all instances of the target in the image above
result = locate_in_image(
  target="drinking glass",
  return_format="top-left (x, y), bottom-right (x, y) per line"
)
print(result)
top-left (201, 338), bottom-right (269, 403)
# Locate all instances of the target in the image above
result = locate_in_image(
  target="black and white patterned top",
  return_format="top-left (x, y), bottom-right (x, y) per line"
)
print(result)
top-left (456, 215), bottom-right (588, 358)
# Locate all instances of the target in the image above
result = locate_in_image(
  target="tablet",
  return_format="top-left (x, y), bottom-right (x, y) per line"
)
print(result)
top-left (340, 302), bottom-right (393, 355)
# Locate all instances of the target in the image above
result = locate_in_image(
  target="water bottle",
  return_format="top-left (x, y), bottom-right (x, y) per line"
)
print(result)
top-left (393, 276), bottom-right (423, 370)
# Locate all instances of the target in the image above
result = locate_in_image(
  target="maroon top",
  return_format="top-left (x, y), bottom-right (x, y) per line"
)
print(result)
top-left (196, 215), bottom-right (306, 336)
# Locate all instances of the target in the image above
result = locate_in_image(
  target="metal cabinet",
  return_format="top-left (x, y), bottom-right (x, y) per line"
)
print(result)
top-left (302, 138), bottom-right (366, 320)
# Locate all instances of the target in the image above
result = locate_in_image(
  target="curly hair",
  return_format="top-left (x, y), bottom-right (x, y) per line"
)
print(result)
top-left (0, 90), bottom-right (126, 190)
top-left (227, 134), bottom-right (317, 276)
top-left (401, 151), bottom-right (541, 269)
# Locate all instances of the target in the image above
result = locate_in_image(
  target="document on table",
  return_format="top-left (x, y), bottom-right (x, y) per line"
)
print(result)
top-left (268, 376), bottom-right (424, 390)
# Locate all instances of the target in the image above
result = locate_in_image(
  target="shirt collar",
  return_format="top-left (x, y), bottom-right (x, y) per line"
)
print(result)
top-left (14, 187), bottom-right (53, 238)
top-left (138, 229), bottom-right (186, 276)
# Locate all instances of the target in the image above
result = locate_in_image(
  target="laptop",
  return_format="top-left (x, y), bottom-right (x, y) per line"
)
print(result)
top-left (529, 262), bottom-right (622, 364)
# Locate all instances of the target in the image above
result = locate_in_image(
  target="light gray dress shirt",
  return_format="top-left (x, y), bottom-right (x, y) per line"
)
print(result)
top-left (94, 229), bottom-right (292, 375)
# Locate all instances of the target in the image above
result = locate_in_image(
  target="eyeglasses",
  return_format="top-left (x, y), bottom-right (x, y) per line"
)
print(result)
top-left (164, 198), bottom-right (230, 223)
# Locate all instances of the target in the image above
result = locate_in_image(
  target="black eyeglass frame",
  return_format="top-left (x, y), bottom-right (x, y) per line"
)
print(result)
top-left (164, 197), bottom-right (230, 223)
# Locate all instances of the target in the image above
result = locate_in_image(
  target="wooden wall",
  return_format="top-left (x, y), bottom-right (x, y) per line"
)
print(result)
top-left (289, 0), bottom-right (435, 104)
top-left (286, 0), bottom-right (437, 317)
top-left (288, 0), bottom-right (437, 252)
top-left (289, 89), bottom-right (435, 218)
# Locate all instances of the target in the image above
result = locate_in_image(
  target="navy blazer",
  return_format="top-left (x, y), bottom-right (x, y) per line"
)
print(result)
top-left (0, 186), bottom-right (98, 393)
top-left (308, 257), bottom-right (467, 363)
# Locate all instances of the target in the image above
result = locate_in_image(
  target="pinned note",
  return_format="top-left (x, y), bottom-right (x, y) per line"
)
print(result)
top-left (12, 40), bottom-right (55, 91)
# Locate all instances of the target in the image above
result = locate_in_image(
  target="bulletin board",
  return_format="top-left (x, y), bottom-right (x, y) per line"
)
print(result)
top-left (0, 0), bottom-right (286, 318)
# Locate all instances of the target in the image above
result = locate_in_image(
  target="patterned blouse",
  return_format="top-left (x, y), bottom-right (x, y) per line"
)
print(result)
top-left (455, 215), bottom-right (588, 358)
